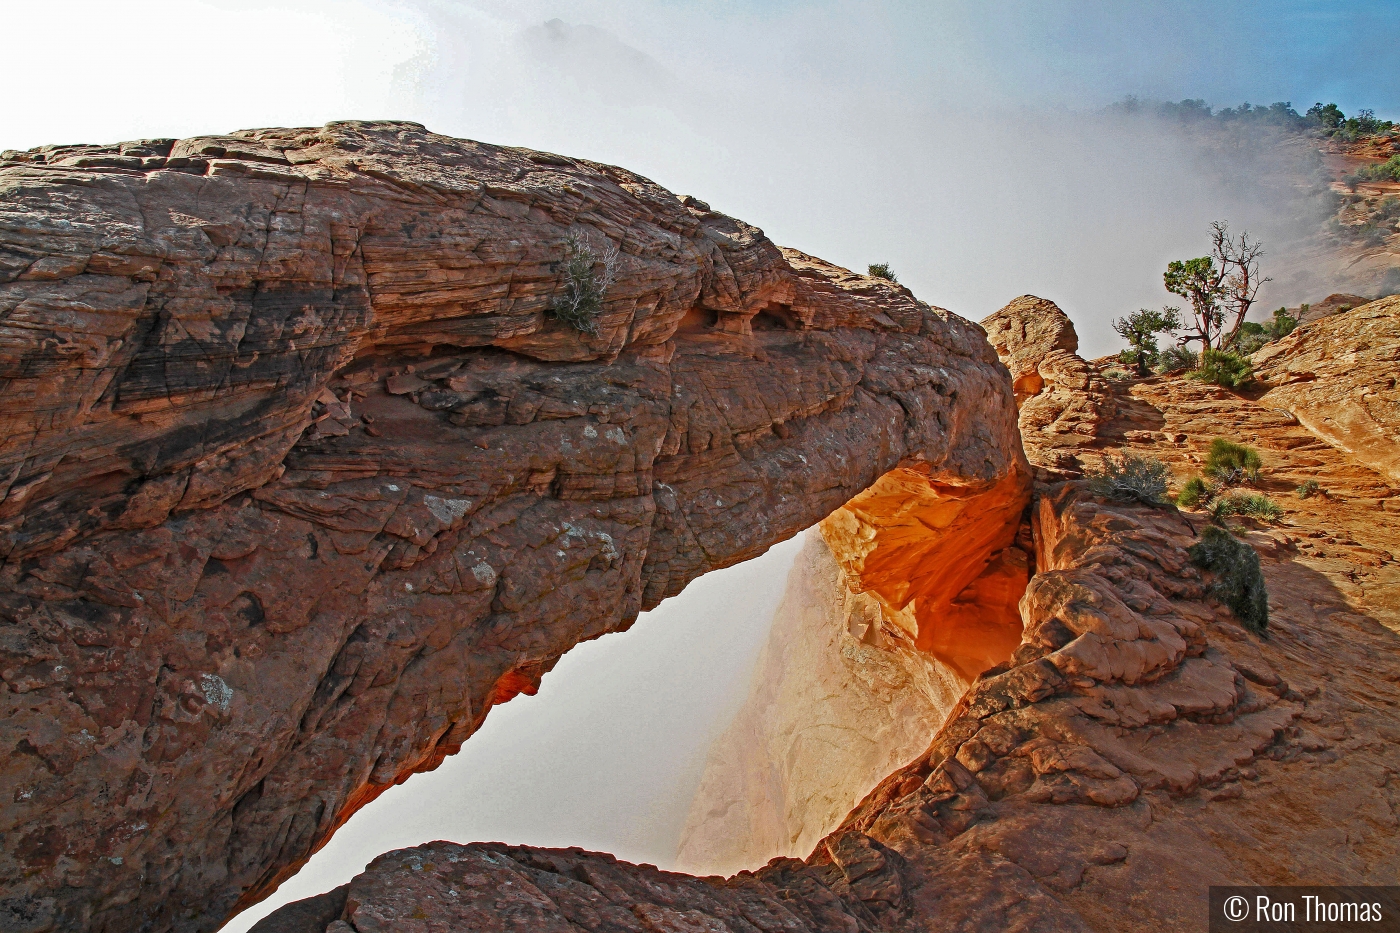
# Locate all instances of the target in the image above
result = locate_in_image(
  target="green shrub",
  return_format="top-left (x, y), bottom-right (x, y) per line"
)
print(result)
top-left (1232, 307), bottom-right (1298, 354)
top-left (1085, 453), bottom-right (1172, 506)
top-left (1295, 479), bottom-right (1322, 499)
top-left (1204, 438), bottom-right (1262, 485)
top-left (1233, 322), bottom-right (1270, 355)
top-left (1103, 368), bottom-right (1132, 381)
top-left (549, 230), bottom-right (619, 335)
top-left (1265, 307), bottom-right (1297, 340)
top-left (867, 262), bottom-right (898, 283)
top-left (1210, 491), bottom-right (1283, 523)
top-left (1206, 496), bottom-right (1232, 523)
top-left (1191, 348), bottom-right (1254, 389)
top-left (1155, 345), bottom-right (1199, 374)
top-left (1352, 154), bottom-right (1400, 184)
top-left (1189, 525), bottom-right (1269, 633)
top-left (1177, 475), bottom-right (1210, 508)
top-left (1113, 306), bottom-right (1181, 376)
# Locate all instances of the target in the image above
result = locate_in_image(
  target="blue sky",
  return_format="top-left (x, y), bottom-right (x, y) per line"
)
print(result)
top-left (888, 0), bottom-right (1400, 117)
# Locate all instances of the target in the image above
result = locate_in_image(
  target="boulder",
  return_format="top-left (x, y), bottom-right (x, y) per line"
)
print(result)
top-left (1255, 295), bottom-right (1400, 483)
top-left (981, 296), bottom-right (1115, 467)
top-left (979, 295), bottom-right (1080, 401)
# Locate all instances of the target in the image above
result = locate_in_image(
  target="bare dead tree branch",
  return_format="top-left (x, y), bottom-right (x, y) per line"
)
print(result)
top-left (1214, 222), bottom-right (1270, 346)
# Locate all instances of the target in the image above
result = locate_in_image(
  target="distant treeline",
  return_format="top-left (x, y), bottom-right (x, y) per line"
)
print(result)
top-left (1109, 97), bottom-right (1397, 141)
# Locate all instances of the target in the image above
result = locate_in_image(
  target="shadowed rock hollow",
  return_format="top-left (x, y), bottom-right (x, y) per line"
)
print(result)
top-left (0, 122), bottom-right (1028, 932)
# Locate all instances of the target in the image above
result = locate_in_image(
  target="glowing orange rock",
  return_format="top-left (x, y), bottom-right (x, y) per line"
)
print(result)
top-left (820, 463), bottom-right (1032, 681)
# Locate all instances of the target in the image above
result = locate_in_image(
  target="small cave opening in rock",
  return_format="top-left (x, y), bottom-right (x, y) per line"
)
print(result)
top-left (676, 305), bottom-right (720, 333)
top-left (226, 461), bottom-right (1031, 930)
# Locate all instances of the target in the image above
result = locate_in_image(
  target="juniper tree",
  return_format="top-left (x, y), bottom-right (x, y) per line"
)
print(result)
top-left (1113, 306), bottom-right (1181, 376)
top-left (1163, 255), bottom-right (1226, 350)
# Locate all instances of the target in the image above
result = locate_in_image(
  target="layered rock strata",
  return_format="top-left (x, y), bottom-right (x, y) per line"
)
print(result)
top-left (1254, 294), bottom-right (1400, 483)
top-left (264, 293), bottom-right (1400, 931)
top-left (0, 123), bottom-right (1028, 932)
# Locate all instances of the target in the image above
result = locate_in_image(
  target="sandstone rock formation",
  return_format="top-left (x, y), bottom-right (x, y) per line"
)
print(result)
top-left (672, 300), bottom-right (1077, 879)
top-left (261, 841), bottom-right (888, 933)
top-left (1294, 292), bottom-right (1374, 324)
top-left (820, 467), bottom-right (1030, 683)
top-left (1254, 295), bottom-right (1400, 483)
top-left (674, 533), bottom-right (963, 877)
top-left (260, 289), bottom-right (1400, 932)
top-left (0, 123), bottom-right (1027, 932)
top-left (978, 295), bottom-right (1078, 402)
top-left (980, 296), bottom-right (1114, 469)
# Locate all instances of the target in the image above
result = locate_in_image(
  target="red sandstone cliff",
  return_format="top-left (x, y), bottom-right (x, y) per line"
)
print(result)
top-left (0, 123), bottom-right (1027, 932)
top-left (254, 296), bottom-right (1400, 932)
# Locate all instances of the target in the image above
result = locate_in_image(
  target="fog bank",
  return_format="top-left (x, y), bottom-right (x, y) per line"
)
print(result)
top-left (8, 2), bottom-right (1397, 354)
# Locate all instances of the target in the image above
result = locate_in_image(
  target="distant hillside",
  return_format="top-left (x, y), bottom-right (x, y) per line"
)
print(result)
top-left (1109, 98), bottom-right (1400, 301)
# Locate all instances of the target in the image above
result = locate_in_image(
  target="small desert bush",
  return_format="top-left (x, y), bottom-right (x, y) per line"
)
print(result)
top-left (1178, 439), bottom-right (1270, 515)
top-left (1209, 491), bottom-right (1283, 524)
top-left (1190, 348), bottom-right (1254, 389)
top-left (1232, 308), bottom-right (1297, 354)
top-left (1204, 438), bottom-right (1263, 485)
top-left (1265, 307), bottom-right (1298, 340)
top-left (867, 262), bottom-right (898, 282)
top-left (1155, 345), bottom-right (1198, 374)
top-left (1233, 329), bottom-right (1269, 355)
top-left (1103, 368), bottom-right (1132, 381)
top-left (1351, 154), bottom-right (1400, 184)
top-left (1176, 475), bottom-right (1209, 508)
top-left (1085, 453), bottom-right (1172, 506)
top-left (1295, 479), bottom-right (1322, 499)
top-left (1189, 525), bottom-right (1269, 634)
top-left (549, 230), bottom-right (619, 335)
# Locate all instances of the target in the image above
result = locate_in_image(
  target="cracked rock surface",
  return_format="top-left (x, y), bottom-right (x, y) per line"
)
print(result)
top-left (0, 122), bottom-right (1025, 933)
top-left (258, 296), bottom-right (1400, 932)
